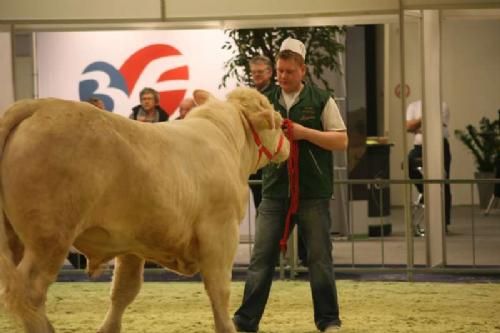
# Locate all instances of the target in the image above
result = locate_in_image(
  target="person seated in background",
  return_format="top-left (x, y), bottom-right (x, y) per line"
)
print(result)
top-left (406, 100), bottom-right (452, 232)
top-left (87, 96), bottom-right (106, 110)
top-left (129, 87), bottom-right (169, 122)
top-left (177, 97), bottom-right (196, 119)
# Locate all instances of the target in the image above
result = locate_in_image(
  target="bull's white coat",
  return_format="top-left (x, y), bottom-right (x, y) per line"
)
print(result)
top-left (0, 87), bottom-right (289, 333)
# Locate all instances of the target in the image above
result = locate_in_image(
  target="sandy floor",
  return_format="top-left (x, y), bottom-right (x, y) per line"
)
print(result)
top-left (1, 280), bottom-right (499, 332)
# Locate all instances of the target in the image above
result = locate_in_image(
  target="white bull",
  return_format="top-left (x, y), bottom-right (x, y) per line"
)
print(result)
top-left (0, 87), bottom-right (289, 333)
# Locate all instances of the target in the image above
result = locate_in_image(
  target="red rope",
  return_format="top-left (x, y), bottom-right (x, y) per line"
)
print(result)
top-left (280, 119), bottom-right (299, 253)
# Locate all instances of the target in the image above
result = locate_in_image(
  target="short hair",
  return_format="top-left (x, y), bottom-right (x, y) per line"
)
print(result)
top-left (276, 49), bottom-right (305, 66)
top-left (87, 97), bottom-right (105, 109)
top-left (87, 97), bottom-right (102, 105)
top-left (139, 87), bottom-right (160, 104)
top-left (249, 55), bottom-right (272, 69)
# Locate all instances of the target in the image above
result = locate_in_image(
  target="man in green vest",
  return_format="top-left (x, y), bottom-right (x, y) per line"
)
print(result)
top-left (233, 38), bottom-right (348, 333)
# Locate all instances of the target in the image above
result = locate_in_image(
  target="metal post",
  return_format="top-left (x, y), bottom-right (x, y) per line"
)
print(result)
top-left (471, 183), bottom-right (477, 267)
top-left (399, 0), bottom-right (414, 282)
top-left (247, 193), bottom-right (253, 263)
top-left (379, 181), bottom-right (385, 267)
top-left (349, 184), bottom-right (355, 267)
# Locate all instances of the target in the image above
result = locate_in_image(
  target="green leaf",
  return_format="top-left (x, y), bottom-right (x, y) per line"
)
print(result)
top-left (454, 115), bottom-right (500, 173)
top-left (219, 26), bottom-right (346, 93)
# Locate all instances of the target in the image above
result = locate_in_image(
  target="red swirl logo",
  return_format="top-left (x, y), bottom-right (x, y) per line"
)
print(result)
top-left (79, 44), bottom-right (189, 115)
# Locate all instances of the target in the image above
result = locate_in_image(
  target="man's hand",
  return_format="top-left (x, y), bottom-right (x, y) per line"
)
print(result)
top-left (284, 120), bottom-right (348, 151)
top-left (283, 121), bottom-right (308, 140)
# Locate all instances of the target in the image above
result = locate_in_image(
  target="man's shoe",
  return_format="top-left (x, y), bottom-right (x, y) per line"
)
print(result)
top-left (232, 317), bottom-right (258, 333)
top-left (323, 324), bottom-right (341, 332)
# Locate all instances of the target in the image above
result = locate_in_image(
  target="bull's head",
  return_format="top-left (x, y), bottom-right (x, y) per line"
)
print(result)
top-left (226, 87), bottom-right (290, 170)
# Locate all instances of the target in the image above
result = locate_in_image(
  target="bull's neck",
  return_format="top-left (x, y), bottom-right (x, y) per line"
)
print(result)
top-left (205, 106), bottom-right (250, 183)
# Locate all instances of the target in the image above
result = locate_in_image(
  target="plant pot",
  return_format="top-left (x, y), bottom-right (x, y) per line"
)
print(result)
top-left (474, 172), bottom-right (495, 209)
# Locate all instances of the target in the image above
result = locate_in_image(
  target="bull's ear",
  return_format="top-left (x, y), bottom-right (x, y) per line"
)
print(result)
top-left (193, 90), bottom-right (214, 106)
top-left (248, 110), bottom-right (278, 130)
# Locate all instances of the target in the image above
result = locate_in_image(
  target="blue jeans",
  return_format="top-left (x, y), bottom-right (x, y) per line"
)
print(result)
top-left (234, 198), bottom-right (341, 332)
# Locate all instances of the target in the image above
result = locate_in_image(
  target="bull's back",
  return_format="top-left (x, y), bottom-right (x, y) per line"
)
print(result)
top-left (1, 99), bottom-right (244, 259)
top-left (1, 100), bottom-right (163, 236)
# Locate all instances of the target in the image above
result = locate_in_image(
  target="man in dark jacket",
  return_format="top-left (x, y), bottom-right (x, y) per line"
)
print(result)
top-left (248, 55), bottom-right (276, 210)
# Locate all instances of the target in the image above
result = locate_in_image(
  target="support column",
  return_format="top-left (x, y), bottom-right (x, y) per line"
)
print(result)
top-left (0, 26), bottom-right (15, 112)
top-left (421, 10), bottom-right (445, 267)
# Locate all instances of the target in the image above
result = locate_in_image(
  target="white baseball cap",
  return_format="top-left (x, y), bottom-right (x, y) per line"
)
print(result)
top-left (279, 37), bottom-right (306, 60)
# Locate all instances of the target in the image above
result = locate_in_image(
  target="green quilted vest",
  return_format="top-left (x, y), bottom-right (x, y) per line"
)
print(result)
top-left (262, 84), bottom-right (334, 199)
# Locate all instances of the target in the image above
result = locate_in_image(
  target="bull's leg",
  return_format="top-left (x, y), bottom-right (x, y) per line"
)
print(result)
top-left (199, 221), bottom-right (239, 333)
top-left (14, 245), bottom-right (69, 333)
top-left (97, 254), bottom-right (145, 333)
top-left (4, 218), bottom-right (24, 264)
top-left (202, 268), bottom-right (235, 333)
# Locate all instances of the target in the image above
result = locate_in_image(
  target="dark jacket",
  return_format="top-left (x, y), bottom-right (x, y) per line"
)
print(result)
top-left (131, 105), bottom-right (169, 122)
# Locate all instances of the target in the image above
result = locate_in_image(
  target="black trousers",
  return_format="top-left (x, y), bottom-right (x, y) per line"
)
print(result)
top-left (249, 170), bottom-right (262, 209)
top-left (408, 139), bottom-right (452, 225)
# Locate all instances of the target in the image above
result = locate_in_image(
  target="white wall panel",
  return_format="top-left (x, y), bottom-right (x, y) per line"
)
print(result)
top-left (164, 0), bottom-right (399, 19)
top-left (0, 0), bottom-right (162, 21)
top-left (1, 0), bottom-right (499, 24)
top-left (403, 0), bottom-right (500, 9)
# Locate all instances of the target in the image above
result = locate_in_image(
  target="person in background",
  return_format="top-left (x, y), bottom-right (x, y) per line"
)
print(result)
top-left (177, 97), bottom-right (196, 120)
top-left (233, 38), bottom-right (348, 333)
top-left (87, 96), bottom-right (106, 110)
top-left (249, 55), bottom-right (274, 94)
top-left (129, 87), bottom-right (168, 270)
top-left (406, 100), bottom-right (452, 232)
top-left (129, 87), bottom-right (168, 122)
top-left (248, 55), bottom-right (275, 211)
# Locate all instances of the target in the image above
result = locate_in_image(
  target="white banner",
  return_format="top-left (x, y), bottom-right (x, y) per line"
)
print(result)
top-left (36, 30), bottom-right (238, 118)
top-left (35, 30), bottom-right (257, 233)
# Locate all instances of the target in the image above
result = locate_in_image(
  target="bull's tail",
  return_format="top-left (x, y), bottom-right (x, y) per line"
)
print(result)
top-left (0, 100), bottom-right (46, 328)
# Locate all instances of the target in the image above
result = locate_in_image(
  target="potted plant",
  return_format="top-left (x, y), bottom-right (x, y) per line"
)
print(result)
top-left (219, 26), bottom-right (345, 93)
top-left (454, 114), bottom-right (500, 208)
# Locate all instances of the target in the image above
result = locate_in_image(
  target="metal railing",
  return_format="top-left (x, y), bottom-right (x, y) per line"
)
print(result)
top-left (240, 178), bottom-right (500, 281)
top-left (61, 178), bottom-right (500, 282)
